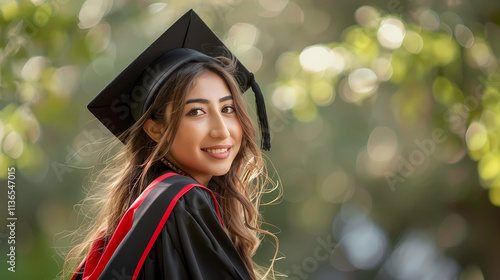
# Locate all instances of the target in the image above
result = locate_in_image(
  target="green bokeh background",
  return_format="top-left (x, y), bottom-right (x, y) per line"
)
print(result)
top-left (1, 0), bottom-right (500, 279)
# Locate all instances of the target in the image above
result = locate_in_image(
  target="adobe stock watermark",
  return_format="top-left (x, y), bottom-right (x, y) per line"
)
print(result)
top-left (51, 58), bottom-right (169, 182)
top-left (386, 0), bottom-right (423, 16)
top-left (284, 235), bottom-right (336, 280)
top-left (385, 74), bottom-right (487, 192)
top-left (267, 106), bottom-right (294, 141)
top-left (383, 59), bottom-right (496, 192)
top-left (6, 167), bottom-right (17, 273)
top-left (108, 267), bottom-right (133, 280)
top-left (385, 127), bottom-right (448, 192)
top-left (51, 125), bottom-right (111, 183)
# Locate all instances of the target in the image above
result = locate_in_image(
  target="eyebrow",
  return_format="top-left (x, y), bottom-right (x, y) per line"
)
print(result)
top-left (185, 96), bottom-right (233, 104)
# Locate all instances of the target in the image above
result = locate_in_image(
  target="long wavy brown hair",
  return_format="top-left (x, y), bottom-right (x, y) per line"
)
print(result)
top-left (62, 55), bottom-right (280, 279)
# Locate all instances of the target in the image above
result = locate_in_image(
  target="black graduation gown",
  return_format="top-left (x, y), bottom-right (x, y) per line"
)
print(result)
top-left (72, 170), bottom-right (252, 280)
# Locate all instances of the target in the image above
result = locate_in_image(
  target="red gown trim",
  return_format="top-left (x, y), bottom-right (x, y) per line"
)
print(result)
top-left (71, 173), bottom-right (223, 280)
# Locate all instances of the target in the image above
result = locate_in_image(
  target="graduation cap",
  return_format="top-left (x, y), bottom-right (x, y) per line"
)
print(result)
top-left (87, 9), bottom-right (270, 150)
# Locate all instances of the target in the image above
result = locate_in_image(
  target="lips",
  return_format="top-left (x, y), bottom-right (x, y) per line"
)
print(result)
top-left (202, 148), bottom-right (229, 154)
top-left (201, 145), bottom-right (232, 159)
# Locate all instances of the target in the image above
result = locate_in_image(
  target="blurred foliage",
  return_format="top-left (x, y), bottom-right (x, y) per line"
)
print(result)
top-left (1, 0), bottom-right (500, 280)
top-left (273, 5), bottom-right (500, 205)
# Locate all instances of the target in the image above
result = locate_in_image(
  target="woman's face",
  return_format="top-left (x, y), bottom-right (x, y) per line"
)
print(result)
top-left (165, 71), bottom-right (243, 185)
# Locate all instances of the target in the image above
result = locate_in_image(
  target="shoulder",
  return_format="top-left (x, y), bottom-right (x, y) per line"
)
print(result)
top-left (173, 186), bottom-right (220, 219)
top-left (178, 185), bottom-right (216, 206)
top-left (148, 174), bottom-right (215, 206)
top-left (136, 174), bottom-right (220, 223)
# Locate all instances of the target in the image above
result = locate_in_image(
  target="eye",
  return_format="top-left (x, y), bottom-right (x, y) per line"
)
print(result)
top-left (186, 107), bottom-right (205, 116)
top-left (222, 105), bottom-right (235, 114)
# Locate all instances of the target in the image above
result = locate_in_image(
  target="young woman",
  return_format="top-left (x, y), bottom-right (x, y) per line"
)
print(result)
top-left (64, 10), bottom-right (278, 280)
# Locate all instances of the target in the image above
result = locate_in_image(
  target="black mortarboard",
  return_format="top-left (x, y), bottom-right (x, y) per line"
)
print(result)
top-left (87, 9), bottom-right (270, 150)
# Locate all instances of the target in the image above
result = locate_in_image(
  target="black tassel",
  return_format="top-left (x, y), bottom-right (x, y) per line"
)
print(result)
top-left (249, 73), bottom-right (271, 151)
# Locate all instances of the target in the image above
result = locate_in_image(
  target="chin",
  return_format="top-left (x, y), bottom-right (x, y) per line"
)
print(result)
top-left (211, 167), bottom-right (232, 177)
top-left (210, 161), bottom-right (235, 175)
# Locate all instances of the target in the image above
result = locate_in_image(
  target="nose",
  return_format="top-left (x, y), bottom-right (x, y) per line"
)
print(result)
top-left (209, 111), bottom-right (230, 139)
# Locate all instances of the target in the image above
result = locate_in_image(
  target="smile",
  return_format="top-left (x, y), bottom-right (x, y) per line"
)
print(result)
top-left (201, 146), bottom-right (232, 159)
top-left (202, 148), bottom-right (229, 154)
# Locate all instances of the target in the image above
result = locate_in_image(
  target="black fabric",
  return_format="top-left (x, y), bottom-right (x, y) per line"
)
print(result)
top-left (86, 9), bottom-right (271, 150)
top-left (136, 187), bottom-right (251, 279)
top-left (132, 49), bottom-right (217, 121)
top-left (74, 170), bottom-right (251, 280)
top-left (249, 73), bottom-right (270, 151)
top-left (87, 10), bottom-right (249, 139)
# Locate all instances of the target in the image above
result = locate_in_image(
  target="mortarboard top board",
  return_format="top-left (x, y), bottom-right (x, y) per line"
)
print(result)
top-left (87, 9), bottom-right (270, 150)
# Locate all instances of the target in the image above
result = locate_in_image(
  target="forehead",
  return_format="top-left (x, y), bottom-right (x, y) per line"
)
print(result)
top-left (186, 71), bottom-right (232, 99)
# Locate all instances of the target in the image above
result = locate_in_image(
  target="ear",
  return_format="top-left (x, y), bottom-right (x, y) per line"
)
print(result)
top-left (143, 119), bottom-right (164, 143)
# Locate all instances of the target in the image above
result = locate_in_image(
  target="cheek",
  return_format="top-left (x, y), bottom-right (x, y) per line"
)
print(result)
top-left (171, 122), bottom-right (200, 153)
top-left (231, 119), bottom-right (243, 146)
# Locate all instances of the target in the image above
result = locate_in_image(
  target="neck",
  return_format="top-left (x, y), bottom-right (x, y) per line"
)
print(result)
top-left (160, 158), bottom-right (189, 177)
top-left (162, 156), bottom-right (212, 186)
